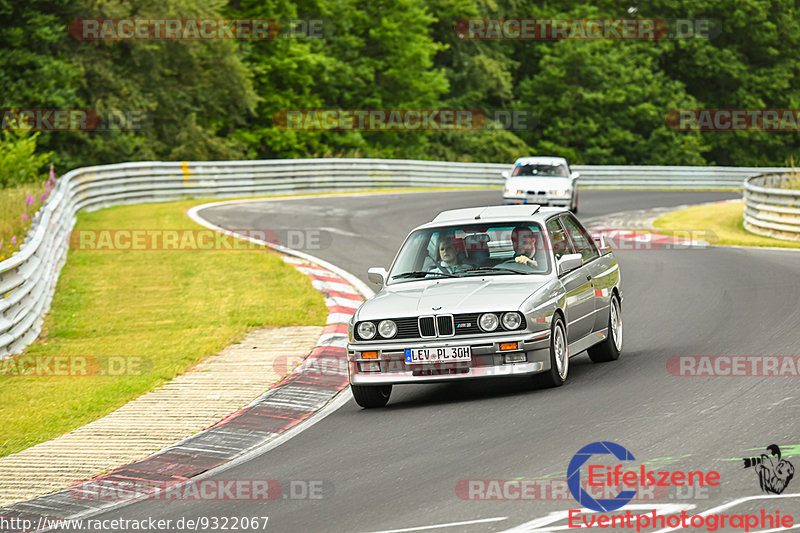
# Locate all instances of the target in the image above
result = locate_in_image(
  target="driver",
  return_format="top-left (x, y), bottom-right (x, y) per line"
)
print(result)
top-left (429, 234), bottom-right (473, 275)
top-left (511, 226), bottom-right (539, 268)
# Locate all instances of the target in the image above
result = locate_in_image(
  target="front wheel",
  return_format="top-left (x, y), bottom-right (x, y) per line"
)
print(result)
top-left (351, 384), bottom-right (392, 408)
top-left (588, 294), bottom-right (622, 362)
top-left (531, 315), bottom-right (568, 388)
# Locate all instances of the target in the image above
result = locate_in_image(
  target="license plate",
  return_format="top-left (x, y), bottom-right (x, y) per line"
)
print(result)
top-left (405, 346), bottom-right (471, 364)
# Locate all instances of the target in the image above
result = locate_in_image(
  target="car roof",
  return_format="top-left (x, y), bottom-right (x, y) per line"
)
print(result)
top-left (513, 156), bottom-right (568, 166)
top-left (417, 205), bottom-right (568, 229)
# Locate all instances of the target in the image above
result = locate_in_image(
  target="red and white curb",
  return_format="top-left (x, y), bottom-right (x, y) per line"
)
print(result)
top-left (584, 199), bottom-right (743, 249)
top-left (0, 204), bottom-right (370, 533)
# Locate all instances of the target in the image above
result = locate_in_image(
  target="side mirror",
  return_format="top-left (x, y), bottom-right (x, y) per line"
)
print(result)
top-left (557, 253), bottom-right (583, 275)
top-left (571, 172), bottom-right (580, 180)
top-left (501, 170), bottom-right (510, 179)
top-left (367, 267), bottom-right (388, 286)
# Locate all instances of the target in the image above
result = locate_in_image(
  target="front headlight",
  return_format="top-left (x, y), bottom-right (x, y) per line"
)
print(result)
top-left (378, 319), bottom-right (397, 338)
top-left (549, 189), bottom-right (570, 197)
top-left (502, 312), bottom-right (523, 330)
top-left (357, 321), bottom-right (376, 340)
top-left (479, 313), bottom-right (499, 332)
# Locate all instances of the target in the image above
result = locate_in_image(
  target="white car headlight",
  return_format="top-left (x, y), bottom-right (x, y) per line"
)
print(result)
top-left (479, 313), bottom-right (499, 332)
top-left (357, 321), bottom-right (376, 340)
top-left (549, 189), bottom-right (569, 197)
top-left (378, 320), bottom-right (397, 338)
top-left (502, 312), bottom-right (523, 330)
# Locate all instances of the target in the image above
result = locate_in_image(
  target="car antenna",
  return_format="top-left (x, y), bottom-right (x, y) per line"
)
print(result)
top-left (474, 207), bottom-right (488, 220)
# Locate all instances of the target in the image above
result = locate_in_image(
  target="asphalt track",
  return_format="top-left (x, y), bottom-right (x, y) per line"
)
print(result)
top-left (77, 189), bottom-right (800, 532)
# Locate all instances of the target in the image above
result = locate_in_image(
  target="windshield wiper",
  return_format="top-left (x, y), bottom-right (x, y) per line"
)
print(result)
top-left (391, 270), bottom-right (455, 279)
top-left (462, 267), bottom-right (526, 275)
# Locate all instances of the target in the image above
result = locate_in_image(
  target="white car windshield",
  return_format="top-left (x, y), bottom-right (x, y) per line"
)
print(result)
top-left (512, 163), bottom-right (568, 177)
top-left (389, 222), bottom-right (551, 284)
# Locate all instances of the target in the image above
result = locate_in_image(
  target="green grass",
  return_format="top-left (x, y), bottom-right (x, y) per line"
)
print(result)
top-left (0, 198), bottom-right (327, 457)
top-left (653, 201), bottom-right (800, 249)
top-left (0, 182), bottom-right (49, 260)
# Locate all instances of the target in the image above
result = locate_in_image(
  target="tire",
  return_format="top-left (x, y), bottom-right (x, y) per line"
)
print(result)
top-left (531, 315), bottom-right (569, 388)
top-left (571, 193), bottom-right (579, 213)
top-left (588, 294), bottom-right (622, 362)
top-left (351, 384), bottom-right (392, 408)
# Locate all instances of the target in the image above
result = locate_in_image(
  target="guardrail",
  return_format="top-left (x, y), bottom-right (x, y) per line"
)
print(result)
top-left (0, 158), bottom-right (791, 356)
top-left (743, 173), bottom-right (800, 242)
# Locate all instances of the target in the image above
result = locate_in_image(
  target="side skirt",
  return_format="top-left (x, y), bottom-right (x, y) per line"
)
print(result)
top-left (568, 328), bottom-right (608, 356)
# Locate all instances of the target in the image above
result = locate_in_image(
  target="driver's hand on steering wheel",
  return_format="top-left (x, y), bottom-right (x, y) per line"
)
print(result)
top-left (514, 255), bottom-right (537, 267)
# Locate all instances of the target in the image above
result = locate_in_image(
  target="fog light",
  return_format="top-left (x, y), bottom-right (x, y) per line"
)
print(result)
top-left (500, 342), bottom-right (519, 351)
top-left (358, 361), bottom-right (381, 372)
top-left (361, 351), bottom-right (379, 359)
top-left (504, 353), bottom-right (526, 364)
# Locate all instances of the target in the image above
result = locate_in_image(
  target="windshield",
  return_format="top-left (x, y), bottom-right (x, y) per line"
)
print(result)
top-left (389, 222), bottom-right (550, 284)
top-left (512, 163), bottom-right (568, 177)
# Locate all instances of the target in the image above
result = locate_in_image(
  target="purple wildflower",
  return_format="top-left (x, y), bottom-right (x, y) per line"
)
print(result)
top-left (26, 194), bottom-right (34, 205)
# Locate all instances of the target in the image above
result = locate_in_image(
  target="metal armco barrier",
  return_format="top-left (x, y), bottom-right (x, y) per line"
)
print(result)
top-left (743, 173), bottom-right (800, 242)
top-left (0, 158), bottom-right (790, 356)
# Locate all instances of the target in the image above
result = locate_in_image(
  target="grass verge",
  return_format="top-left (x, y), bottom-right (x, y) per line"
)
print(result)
top-left (0, 198), bottom-right (327, 457)
top-left (0, 182), bottom-right (49, 260)
top-left (653, 201), bottom-right (800, 249)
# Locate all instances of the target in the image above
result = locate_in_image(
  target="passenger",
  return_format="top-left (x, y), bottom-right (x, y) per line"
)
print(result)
top-left (511, 226), bottom-right (539, 267)
top-left (429, 235), bottom-right (473, 275)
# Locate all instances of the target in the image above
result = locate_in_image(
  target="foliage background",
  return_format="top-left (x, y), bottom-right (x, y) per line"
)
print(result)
top-left (2, 0), bottom-right (799, 179)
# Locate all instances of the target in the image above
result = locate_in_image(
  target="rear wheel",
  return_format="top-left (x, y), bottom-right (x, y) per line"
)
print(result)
top-left (532, 315), bottom-right (568, 388)
top-left (588, 294), bottom-right (622, 362)
top-left (351, 384), bottom-right (392, 408)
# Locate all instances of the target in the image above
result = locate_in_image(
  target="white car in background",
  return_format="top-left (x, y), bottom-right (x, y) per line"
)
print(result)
top-left (502, 156), bottom-right (580, 213)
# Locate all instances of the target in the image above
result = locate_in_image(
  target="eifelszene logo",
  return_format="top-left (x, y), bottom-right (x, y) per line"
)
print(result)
top-left (743, 444), bottom-right (795, 494)
top-left (567, 441), bottom-right (721, 512)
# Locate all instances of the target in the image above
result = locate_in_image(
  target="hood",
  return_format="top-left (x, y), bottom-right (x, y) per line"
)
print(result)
top-left (505, 176), bottom-right (571, 192)
top-left (356, 276), bottom-right (551, 320)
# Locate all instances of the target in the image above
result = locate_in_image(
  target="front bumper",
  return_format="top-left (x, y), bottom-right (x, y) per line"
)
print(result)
top-left (348, 330), bottom-right (552, 385)
top-left (503, 195), bottom-right (571, 207)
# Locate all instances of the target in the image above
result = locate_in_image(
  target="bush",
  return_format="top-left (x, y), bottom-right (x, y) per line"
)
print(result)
top-left (0, 131), bottom-right (53, 188)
